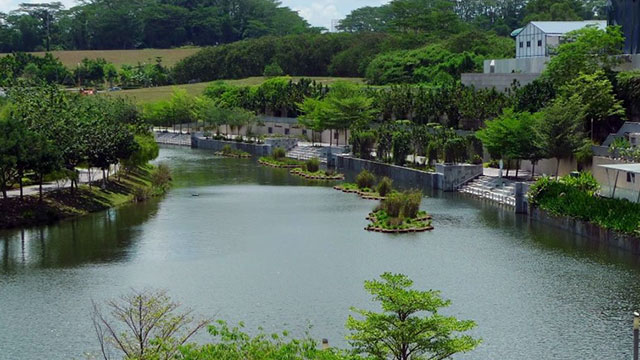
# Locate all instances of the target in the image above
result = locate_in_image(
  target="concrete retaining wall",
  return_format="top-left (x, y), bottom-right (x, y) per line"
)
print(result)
top-left (529, 207), bottom-right (640, 254)
top-left (191, 134), bottom-right (299, 156)
top-left (461, 73), bottom-right (541, 92)
top-left (192, 136), bottom-right (272, 156)
top-left (335, 155), bottom-right (482, 192)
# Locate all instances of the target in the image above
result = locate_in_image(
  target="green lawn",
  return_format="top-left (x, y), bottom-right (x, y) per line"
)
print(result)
top-left (107, 76), bottom-right (365, 104)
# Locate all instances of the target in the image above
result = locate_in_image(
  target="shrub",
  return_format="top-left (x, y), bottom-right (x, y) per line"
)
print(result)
top-left (150, 164), bottom-right (172, 193)
top-left (221, 145), bottom-right (233, 155)
top-left (356, 170), bottom-right (376, 190)
top-left (306, 157), bottom-right (320, 173)
top-left (562, 171), bottom-right (599, 195)
top-left (376, 177), bottom-right (393, 196)
top-left (263, 62), bottom-right (284, 77)
top-left (383, 192), bottom-right (403, 218)
top-left (272, 147), bottom-right (286, 159)
top-left (401, 190), bottom-right (422, 219)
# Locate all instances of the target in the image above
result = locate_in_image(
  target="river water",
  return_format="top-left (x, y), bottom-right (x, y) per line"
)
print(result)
top-left (2, 146), bottom-right (640, 359)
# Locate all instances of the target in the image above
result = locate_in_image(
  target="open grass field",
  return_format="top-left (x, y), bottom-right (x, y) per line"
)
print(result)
top-left (0, 48), bottom-right (200, 67)
top-left (108, 76), bottom-right (366, 104)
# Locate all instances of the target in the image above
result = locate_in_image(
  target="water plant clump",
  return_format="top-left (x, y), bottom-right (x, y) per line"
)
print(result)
top-left (335, 172), bottom-right (395, 200)
top-left (258, 148), bottom-right (305, 168)
top-left (215, 145), bottom-right (251, 158)
top-left (366, 190), bottom-right (433, 233)
top-left (356, 170), bottom-right (376, 190)
top-left (290, 158), bottom-right (345, 180)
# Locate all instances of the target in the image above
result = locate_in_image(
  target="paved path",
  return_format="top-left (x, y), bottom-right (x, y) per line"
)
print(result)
top-left (5, 166), bottom-right (117, 199)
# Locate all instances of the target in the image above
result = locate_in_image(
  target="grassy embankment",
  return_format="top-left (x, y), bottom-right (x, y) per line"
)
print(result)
top-left (0, 48), bottom-right (200, 67)
top-left (108, 76), bottom-right (365, 104)
top-left (0, 165), bottom-right (164, 230)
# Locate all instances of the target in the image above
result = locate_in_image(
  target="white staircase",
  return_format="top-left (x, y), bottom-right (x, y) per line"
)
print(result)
top-left (459, 175), bottom-right (516, 207)
top-left (286, 146), bottom-right (328, 162)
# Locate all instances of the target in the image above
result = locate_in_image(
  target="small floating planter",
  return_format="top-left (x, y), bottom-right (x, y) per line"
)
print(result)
top-left (333, 183), bottom-right (391, 200)
top-left (365, 209), bottom-right (434, 233)
top-left (290, 168), bottom-right (345, 180)
top-left (215, 151), bottom-right (251, 158)
top-left (258, 157), bottom-right (304, 169)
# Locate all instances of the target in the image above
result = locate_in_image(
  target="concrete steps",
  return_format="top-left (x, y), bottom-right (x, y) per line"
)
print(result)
top-left (459, 175), bottom-right (516, 207)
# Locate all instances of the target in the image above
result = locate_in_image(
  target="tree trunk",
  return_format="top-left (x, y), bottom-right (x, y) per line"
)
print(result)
top-left (19, 170), bottom-right (23, 200)
top-left (555, 158), bottom-right (560, 180)
top-left (102, 169), bottom-right (107, 188)
top-left (515, 160), bottom-right (519, 179)
top-left (330, 129), bottom-right (333, 147)
top-left (531, 162), bottom-right (536, 181)
top-left (39, 174), bottom-right (43, 203)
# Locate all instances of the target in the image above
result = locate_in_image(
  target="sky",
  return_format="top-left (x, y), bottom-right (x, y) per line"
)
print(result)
top-left (0, 0), bottom-right (390, 30)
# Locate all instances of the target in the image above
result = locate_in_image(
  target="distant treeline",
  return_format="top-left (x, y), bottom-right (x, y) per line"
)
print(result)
top-left (0, 0), bottom-right (318, 52)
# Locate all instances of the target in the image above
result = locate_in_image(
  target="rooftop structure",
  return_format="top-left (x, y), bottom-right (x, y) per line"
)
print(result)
top-left (514, 20), bottom-right (607, 58)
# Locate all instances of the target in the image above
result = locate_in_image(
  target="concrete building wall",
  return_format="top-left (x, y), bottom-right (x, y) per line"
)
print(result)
top-left (520, 157), bottom-right (577, 177)
top-left (483, 57), bottom-right (550, 74)
top-left (461, 73), bottom-right (540, 91)
top-left (213, 120), bottom-right (350, 146)
top-left (516, 23), bottom-right (547, 58)
top-left (592, 156), bottom-right (640, 202)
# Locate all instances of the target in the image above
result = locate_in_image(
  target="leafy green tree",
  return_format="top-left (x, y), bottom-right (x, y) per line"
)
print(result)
top-left (0, 111), bottom-right (19, 199)
top-left (544, 26), bottom-right (624, 87)
top-left (337, 5), bottom-right (393, 33)
top-left (31, 135), bottom-right (62, 202)
top-left (263, 62), bottom-right (284, 77)
top-left (559, 70), bottom-right (624, 139)
top-left (538, 97), bottom-right (586, 178)
top-left (347, 272), bottom-right (480, 360)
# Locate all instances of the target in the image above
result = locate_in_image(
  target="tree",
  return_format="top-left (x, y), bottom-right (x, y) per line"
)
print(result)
top-left (337, 5), bottom-right (393, 33)
top-left (30, 134), bottom-right (61, 202)
top-left (16, 2), bottom-right (64, 51)
top-left (347, 273), bottom-right (480, 360)
top-left (0, 112), bottom-right (19, 199)
top-left (544, 25), bottom-right (624, 87)
top-left (538, 97), bottom-right (585, 178)
top-left (559, 70), bottom-right (624, 140)
top-left (91, 289), bottom-right (210, 360)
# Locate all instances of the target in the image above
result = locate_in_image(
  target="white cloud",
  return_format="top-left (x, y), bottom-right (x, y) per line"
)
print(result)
top-left (286, 0), bottom-right (390, 29)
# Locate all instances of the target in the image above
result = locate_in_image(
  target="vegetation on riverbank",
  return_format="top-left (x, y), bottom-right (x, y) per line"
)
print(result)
top-left (528, 172), bottom-right (640, 235)
top-left (0, 164), bottom-right (170, 229)
top-left (335, 172), bottom-right (395, 200)
top-left (89, 273), bottom-right (478, 360)
top-left (289, 158), bottom-right (344, 181)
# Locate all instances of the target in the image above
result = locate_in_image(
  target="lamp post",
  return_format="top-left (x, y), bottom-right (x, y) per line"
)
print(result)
top-left (634, 311), bottom-right (639, 360)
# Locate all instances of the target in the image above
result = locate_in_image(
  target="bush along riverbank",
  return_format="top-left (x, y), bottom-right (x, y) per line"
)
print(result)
top-left (366, 190), bottom-right (433, 233)
top-left (290, 158), bottom-right (344, 181)
top-left (0, 164), bottom-right (171, 230)
top-left (335, 171), bottom-right (395, 200)
top-left (529, 172), bottom-right (640, 236)
top-left (215, 145), bottom-right (251, 158)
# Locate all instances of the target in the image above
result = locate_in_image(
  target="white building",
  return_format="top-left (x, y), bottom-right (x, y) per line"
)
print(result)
top-left (513, 20), bottom-right (607, 58)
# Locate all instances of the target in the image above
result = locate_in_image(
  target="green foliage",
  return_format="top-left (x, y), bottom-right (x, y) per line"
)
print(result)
top-left (616, 70), bottom-right (640, 121)
top-left (150, 163), bottom-right (172, 193)
top-left (401, 190), bottom-right (422, 218)
top-left (347, 273), bottom-right (479, 360)
top-left (539, 97), bottom-right (586, 176)
top-left (529, 176), bottom-right (640, 234)
top-left (476, 108), bottom-right (545, 165)
top-left (356, 170), bottom-right (376, 190)
top-left (350, 130), bottom-right (377, 160)
top-left (263, 62), bottom-right (285, 77)
top-left (306, 157), bottom-right (320, 173)
top-left (180, 320), bottom-right (358, 360)
top-left (562, 171), bottom-right (600, 195)
top-left (544, 26), bottom-right (624, 87)
top-left (365, 44), bottom-right (479, 85)
top-left (0, 0), bottom-right (316, 52)
top-left (376, 177), bottom-right (393, 197)
top-left (391, 129), bottom-right (411, 165)
top-left (382, 192), bottom-right (404, 218)
top-left (272, 147), bottom-right (286, 160)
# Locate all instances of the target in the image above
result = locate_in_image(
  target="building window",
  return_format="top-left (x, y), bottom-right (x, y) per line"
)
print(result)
top-left (284, 128), bottom-right (290, 135)
top-left (526, 41), bottom-right (531, 47)
top-left (519, 41), bottom-right (523, 48)
top-left (302, 129), bottom-right (307, 135)
top-left (334, 132), bottom-right (339, 139)
top-left (538, 40), bottom-right (542, 47)
top-left (628, 172), bottom-right (636, 183)
top-left (268, 127), bottom-right (273, 134)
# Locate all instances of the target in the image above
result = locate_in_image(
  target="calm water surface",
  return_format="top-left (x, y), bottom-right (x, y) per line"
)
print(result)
top-left (2, 146), bottom-right (640, 359)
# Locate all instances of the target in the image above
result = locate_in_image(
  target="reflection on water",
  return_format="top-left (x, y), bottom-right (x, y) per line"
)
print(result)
top-left (1, 146), bottom-right (640, 360)
top-left (0, 200), bottom-right (160, 272)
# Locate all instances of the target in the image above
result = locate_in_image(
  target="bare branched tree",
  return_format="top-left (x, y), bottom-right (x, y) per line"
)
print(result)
top-left (91, 289), bottom-right (210, 360)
